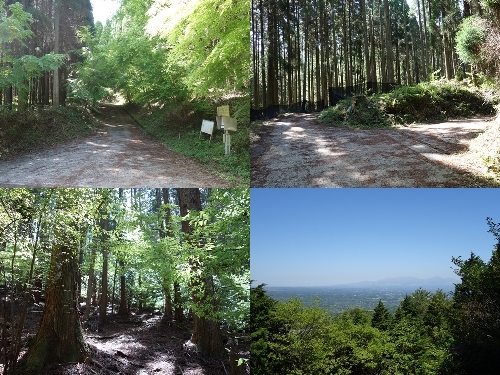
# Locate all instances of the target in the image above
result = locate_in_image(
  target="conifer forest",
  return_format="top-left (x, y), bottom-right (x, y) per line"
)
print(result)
top-left (251, 0), bottom-right (500, 116)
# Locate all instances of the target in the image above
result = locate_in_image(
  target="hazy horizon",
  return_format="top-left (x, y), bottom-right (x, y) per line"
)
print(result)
top-left (259, 275), bottom-right (460, 288)
top-left (251, 189), bottom-right (500, 287)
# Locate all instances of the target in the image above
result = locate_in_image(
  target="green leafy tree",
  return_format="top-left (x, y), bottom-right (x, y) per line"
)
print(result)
top-left (372, 299), bottom-right (393, 331)
top-left (450, 218), bottom-right (500, 375)
top-left (0, 1), bottom-right (65, 109)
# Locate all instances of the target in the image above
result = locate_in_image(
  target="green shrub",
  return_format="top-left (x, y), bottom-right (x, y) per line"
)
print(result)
top-left (318, 96), bottom-right (390, 128)
top-left (0, 106), bottom-right (97, 160)
top-left (455, 16), bottom-right (486, 65)
top-left (383, 80), bottom-right (495, 123)
top-left (318, 80), bottom-right (496, 128)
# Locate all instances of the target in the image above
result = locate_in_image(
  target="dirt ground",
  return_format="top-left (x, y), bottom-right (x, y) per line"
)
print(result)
top-left (251, 113), bottom-right (498, 187)
top-left (10, 311), bottom-right (249, 375)
top-left (0, 106), bottom-right (231, 187)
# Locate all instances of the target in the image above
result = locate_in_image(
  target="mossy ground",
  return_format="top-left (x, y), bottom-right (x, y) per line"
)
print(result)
top-left (0, 106), bottom-right (97, 160)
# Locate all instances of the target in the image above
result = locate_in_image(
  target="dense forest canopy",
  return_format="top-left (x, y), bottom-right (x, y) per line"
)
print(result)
top-left (251, 0), bottom-right (500, 117)
top-left (251, 218), bottom-right (500, 375)
top-left (0, 0), bottom-right (249, 115)
top-left (0, 188), bottom-right (249, 374)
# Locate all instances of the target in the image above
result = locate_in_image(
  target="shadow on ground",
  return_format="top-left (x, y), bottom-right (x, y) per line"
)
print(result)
top-left (251, 113), bottom-right (498, 187)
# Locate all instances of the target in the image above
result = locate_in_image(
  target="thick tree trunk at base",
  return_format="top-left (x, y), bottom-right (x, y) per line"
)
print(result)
top-left (21, 244), bottom-right (88, 374)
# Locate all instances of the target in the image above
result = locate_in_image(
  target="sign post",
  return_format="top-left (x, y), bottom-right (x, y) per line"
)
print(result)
top-left (216, 106), bottom-right (237, 156)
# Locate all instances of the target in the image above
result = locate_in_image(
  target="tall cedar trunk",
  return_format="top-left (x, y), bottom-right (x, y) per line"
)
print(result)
top-left (84, 243), bottom-right (96, 321)
top-left (178, 189), bottom-right (225, 358)
top-left (259, 0), bottom-right (266, 110)
top-left (160, 188), bottom-right (173, 319)
top-left (383, 0), bottom-right (394, 91)
top-left (53, 0), bottom-right (60, 106)
top-left (361, 0), bottom-right (371, 92)
top-left (99, 217), bottom-right (108, 324)
top-left (251, 0), bottom-right (259, 110)
top-left (22, 244), bottom-right (88, 374)
top-left (118, 262), bottom-right (127, 315)
top-left (369, 3), bottom-right (378, 93)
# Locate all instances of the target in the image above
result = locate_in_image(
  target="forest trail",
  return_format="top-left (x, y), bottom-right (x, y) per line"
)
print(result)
top-left (81, 314), bottom-right (239, 375)
top-left (251, 113), bottom-right (497, 187)
top-left (0, 105), bottom-right (230, 187)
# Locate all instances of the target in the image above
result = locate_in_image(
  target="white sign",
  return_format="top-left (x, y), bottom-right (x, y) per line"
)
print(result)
top-left (200, 120), bottom-right (214, 135)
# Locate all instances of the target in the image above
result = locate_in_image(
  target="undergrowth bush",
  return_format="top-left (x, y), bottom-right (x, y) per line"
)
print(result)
top-left (383, 80), bottom-right (495, 123)
top-left (318, 96), bottom-right (389, 128)
top-left (318, 80), bottom-right (497, 128)
top-left (0, 106), bottom-right (97, 160)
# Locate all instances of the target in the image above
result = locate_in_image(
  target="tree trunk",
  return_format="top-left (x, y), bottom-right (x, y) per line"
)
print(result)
top-left (53, 0), bottom-right (60, 106)
top-left (99, 217), bottom-right (108, 324)
top-left (172, 281), bottom-right (182, 321)
top-left (84, 244), bottom-right (96, 321)
top-left (383, 0), bottom-right (394, 91)
top-left (178, 188), bottom-right (225, 358)
top-left (21, 244), bottom-right (88, 374)
top-left (118, 263), bottom-right (127, 315)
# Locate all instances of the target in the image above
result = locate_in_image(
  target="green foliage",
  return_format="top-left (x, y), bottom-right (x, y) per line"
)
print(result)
top-left (0, 106), bottom-right (97, 160)
top-left (161, 0), bottom-right (250, 97)
top-left (450, 222), bottom-right (500, 375)
top-left (0, 1), bottom-right (65, 101)
top-left (382, 80), bottom-right (495, 123)
top-left (318, 96), bottom-right (390, 128)
top-left (372, 300), bottom-right (393, 331)
top-left (455, 16), bottom-right (487, 65)
top-left (252, 285), bottom-right (455, 375)
top-left (319, 80), bottom-right (495, 127)
top-left (129, 104), bottom-right (250, 185)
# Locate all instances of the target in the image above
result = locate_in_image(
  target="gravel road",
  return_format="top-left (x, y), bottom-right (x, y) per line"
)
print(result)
top-left (0, 106), bottom-right (231, 187)
top-left (251, 113), bottom-right (497, 187)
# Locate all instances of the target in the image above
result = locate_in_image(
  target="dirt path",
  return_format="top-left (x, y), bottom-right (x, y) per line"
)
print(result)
top-left (251, 113), bottom-right (498, 187)
top-left (0, 106), bottom-right (230, 187)
top-left (81, 314), bottom-right (246, 375)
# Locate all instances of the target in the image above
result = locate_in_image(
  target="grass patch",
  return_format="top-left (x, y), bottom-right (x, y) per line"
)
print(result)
top-left (319, 79), bottom-right (497, 128)
top-left (129, 96), bottom-right (250, 186)
top-left (0, 106), bottom-right (97, 160)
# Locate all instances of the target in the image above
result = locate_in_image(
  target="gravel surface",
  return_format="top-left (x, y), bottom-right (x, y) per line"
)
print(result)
top-left (251, 113), bottom-right (498, 187)
top-left (0, 106), bottom-right (231, 187)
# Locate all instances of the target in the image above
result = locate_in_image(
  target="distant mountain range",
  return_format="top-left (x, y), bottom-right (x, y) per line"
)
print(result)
top-left (334, 276), bottom-right (459, 290)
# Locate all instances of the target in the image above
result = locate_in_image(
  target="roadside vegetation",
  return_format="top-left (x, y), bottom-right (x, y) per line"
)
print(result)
top-left (0, 0), bottom-right (249, 181)
top-left (128, 96), bottom-right (250, 185)
top-left (318, 79), bottom-right (498, 128)
top-left (0, 107), bottom-right (97, 160)
top-left (251, 218), bottom-right (500, 375)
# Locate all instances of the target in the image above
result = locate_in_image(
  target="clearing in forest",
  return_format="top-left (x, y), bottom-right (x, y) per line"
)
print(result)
top-left (250, 113), bottom-right (498, 187)
top-left (0, 106), bottom-right (231, 187)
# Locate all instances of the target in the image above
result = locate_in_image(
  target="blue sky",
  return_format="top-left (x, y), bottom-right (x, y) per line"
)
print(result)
top-left (91, 0), bottom-right (120, 25)
top-left (251, 189), bottom-right (500, 286)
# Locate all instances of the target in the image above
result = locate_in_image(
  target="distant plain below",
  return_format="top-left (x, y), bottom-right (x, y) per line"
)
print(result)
top-left (264, 276), bottom-right (459, 314)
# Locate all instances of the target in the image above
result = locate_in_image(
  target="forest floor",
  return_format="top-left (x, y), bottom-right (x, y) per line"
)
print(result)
top-left (12, 310), bottom-right (249, 375)
top-left (0, 105), bottom-right (232, 187)
top-left (251, 113), bottom-right (499, 187)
